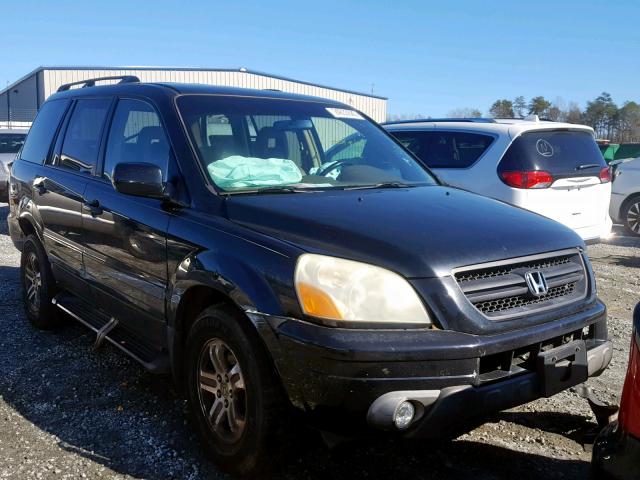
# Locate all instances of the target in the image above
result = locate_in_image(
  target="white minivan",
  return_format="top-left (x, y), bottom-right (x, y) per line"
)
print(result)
top-left (384, 118), bottom-right (612, 243)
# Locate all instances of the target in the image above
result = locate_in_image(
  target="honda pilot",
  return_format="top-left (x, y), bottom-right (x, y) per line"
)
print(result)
top-left (8, 77), bottom-right (612, 476)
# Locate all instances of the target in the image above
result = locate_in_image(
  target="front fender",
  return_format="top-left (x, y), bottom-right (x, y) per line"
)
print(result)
top-left (168, 248), bottom-right (295, 322)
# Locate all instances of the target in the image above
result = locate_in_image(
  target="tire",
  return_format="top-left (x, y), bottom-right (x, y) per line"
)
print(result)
top-left (20, 234), bottom-right (61, 329)
top-left (185, 305), bottom-right (291, 477)
top-left (622, 196), bottom-right (640, 237)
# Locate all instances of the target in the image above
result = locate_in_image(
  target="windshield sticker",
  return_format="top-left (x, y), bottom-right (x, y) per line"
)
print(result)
top-left (326, 107), bottom-right (364, 120)
top-left (536, 139), bottom-right (554, 157)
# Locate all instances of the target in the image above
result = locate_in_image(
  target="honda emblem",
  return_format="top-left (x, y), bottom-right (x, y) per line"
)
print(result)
top-left (524, 271), bottom-right (548, 296)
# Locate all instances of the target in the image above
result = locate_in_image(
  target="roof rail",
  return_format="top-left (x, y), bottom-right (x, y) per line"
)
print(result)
top-left (57, 75), bottom-right (140, 92)
top-left (382, 118), bottom-right (496, 125)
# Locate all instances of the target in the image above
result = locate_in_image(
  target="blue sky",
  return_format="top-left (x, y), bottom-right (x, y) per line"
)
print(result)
top-left (2, 0), bottom-right (638, 117)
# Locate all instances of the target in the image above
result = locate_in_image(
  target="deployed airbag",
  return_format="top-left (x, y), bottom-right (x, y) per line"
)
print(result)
top-left (207, 156), bottom-right (303, 189)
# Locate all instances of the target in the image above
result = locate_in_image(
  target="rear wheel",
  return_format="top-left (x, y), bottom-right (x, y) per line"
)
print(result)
top-left (623, 196), bottom-right (640, 236)
top-left (185, 305), bottom-right (291, 477)
top-left (20, 235), bottom-right (61, 329)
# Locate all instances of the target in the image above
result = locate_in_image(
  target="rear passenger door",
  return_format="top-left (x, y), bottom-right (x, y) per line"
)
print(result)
top-left (34, 98), bottom-right (111, 289)
top-left (81, 98), bottom-right (171, 346)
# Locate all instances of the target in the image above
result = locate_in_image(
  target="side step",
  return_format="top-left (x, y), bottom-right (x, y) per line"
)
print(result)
top-left (53, 293), bottom-right (170, 374)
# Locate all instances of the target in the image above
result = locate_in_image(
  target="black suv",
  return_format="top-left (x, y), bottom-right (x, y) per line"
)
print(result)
top-left (8, 76), bottom-right (612, 476)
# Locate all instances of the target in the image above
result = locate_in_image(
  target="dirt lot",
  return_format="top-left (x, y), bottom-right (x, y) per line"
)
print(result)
top-left (0, 200), bottom-right (636, 479)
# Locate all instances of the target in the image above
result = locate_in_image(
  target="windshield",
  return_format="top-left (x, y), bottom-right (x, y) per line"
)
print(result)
top-left (177, 95), bottom-right (437, 192)
top-left (0, 133), bottom-right (26, 154)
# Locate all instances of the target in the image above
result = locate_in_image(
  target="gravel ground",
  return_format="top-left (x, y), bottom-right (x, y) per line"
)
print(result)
top-left (0, 200), bottom-right (636, 479)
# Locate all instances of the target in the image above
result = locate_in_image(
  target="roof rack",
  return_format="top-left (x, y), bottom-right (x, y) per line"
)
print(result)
top-left (57, 75), bottom-right (140, 92)
top-left (382, 118), bottom-right (496, 125)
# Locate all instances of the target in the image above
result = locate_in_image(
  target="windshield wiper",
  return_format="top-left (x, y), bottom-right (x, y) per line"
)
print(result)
top-left (225, 186), bottom-right (313, 195)
top-left (576, 163), bottom-right (601, 170)
top-left (344, 182), bottom-right (418, 190)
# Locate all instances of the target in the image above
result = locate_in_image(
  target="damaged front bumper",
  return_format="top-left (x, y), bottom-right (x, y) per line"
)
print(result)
top-left (251, 299), bottom-right (611, 437)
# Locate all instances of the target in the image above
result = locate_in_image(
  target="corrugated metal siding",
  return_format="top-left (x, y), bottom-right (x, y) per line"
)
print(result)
top-left (0, 74), bottom-right (39, 128)
top-left (42, 69), bottom-right (386, 122)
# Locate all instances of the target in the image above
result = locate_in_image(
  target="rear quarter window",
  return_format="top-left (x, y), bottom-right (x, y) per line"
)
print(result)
top-left (391, 130), bottom-right (494, 168)
top-left (498, 130), bottom-right (605, 176)
top-left (20, 100), bottom-right (70, 164)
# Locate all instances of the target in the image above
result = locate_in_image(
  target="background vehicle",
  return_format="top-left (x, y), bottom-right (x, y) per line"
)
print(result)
top-left (384, 118), bottom-right (612, 243)
top-left (592, 303), bottom-right (640, 479)
top-left (0, 128), bottom-right (28, 200)
top-left (608, 156), bottom-right (640, 236)
top-left (8, 78), bottom-right (611, 476)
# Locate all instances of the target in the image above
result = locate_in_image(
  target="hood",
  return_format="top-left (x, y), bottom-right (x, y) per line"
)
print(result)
top-left (225, 186), bottom-right (583, 278)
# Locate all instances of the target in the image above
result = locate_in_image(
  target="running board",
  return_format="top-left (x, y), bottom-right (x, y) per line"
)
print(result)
top-left (52, 294), bottom-right (170, 373)
top-left (95, 317), bottom-right (119, 350)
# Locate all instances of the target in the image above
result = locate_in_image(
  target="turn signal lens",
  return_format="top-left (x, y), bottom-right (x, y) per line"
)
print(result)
top-left (599, 166), bottom-right (612, 183)
top-left (296, 283), bottom-right (343, 320)
top-left (500, 170), bottom-right (553, 189)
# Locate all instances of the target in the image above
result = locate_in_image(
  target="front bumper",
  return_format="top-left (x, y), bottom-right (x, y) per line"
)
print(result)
top-left (593, 421), bottom-right (640, 480)
top-left (254, 300), bottom-right (610, 437)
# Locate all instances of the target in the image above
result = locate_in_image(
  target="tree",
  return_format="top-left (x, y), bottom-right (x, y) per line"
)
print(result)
top-left (564, 102), bottom-right (583, 124)
top-left (513, 96), bottom-right (527, 117)
top-left (447, 107), bottom-right (482, 118)
top-left (618, 101), bottom-right (640, 142)
top-left (584, 92), bottom-right (618, 139)
top-left (489, 99), bottom-right (514, 118)
top-left (528, 96), bottom-right (551, 116)
top-left (547, 105), bottom-right (562, 121)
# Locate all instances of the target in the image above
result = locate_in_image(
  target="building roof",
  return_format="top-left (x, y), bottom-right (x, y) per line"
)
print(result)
top-left (0, 66), bottom-right (387, 100)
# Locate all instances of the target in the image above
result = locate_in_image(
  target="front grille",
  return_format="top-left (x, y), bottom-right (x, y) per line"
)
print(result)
top-left (454, 250), bottom-right (588, 319)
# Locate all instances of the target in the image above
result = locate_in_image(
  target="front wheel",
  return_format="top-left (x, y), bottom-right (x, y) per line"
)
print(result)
top-left (623, 197), bottom-right (640, 237)
top-left (185, 305), bottom-right (291, 477)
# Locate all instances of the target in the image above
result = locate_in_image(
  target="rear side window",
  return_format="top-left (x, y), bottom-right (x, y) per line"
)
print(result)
top-left (59, 98), bottom-right (111, 174)
top-left (20, 100), bottom-right (69, 164)
top-left (103, 99), bottom-right (170, 181)
top-left (499, 130), bottom-right (605, 176)
top-left (391, 130), bottom-right (494, 168)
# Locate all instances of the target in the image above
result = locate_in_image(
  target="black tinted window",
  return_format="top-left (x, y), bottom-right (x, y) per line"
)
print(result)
top-left (20, 100), bottom-right (69, 164)
top-left (60, 99), bottom-right (111, 174)
top-left (499, 130), bottom-right (605, 176)
top-left (103, 99), bottom-right (169, 181)
top-left (0, 133), bottom-right (26, 154)
top-left (392, 130), bottom-right (494, 168)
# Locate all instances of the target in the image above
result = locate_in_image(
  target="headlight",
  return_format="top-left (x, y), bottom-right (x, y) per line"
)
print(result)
top-left (294, 253), bottom-right (431, 326)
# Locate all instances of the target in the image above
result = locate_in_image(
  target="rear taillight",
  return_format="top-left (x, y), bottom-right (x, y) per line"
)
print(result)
top-left (500, 170), bottom-right (553, 189)
top-left (599, 166), bottom-right (612, 183)
top-left (619, 329), bottom-right (640, 438)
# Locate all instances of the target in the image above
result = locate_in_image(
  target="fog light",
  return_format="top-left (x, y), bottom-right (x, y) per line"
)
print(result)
top-left (393, 401), bottom-right (415, 429)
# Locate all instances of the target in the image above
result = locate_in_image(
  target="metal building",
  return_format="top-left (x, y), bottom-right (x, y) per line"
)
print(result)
top-left (0, 66), bottom-right (387, 128)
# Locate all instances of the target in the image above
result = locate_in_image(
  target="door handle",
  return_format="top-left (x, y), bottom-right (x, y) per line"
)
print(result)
top-left (82, 199), bottom-right (103, 215)
top-left (33, 177), bottom-right (47, 194)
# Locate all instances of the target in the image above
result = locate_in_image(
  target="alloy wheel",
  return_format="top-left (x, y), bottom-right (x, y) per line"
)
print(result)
top-left (24, 251), bottom-right (42, 314)
top-left (627, 202), bottom-right (640, 234)
top-left (197, 338), bottom-right (247, 444)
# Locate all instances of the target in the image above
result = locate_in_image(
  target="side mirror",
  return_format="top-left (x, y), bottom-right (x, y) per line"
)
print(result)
top-left (112, 162), bottom-right (164, 198)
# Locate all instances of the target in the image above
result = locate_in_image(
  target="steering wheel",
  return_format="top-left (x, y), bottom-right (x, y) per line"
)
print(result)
top-left (317, 158), bottom-right (356, 177)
